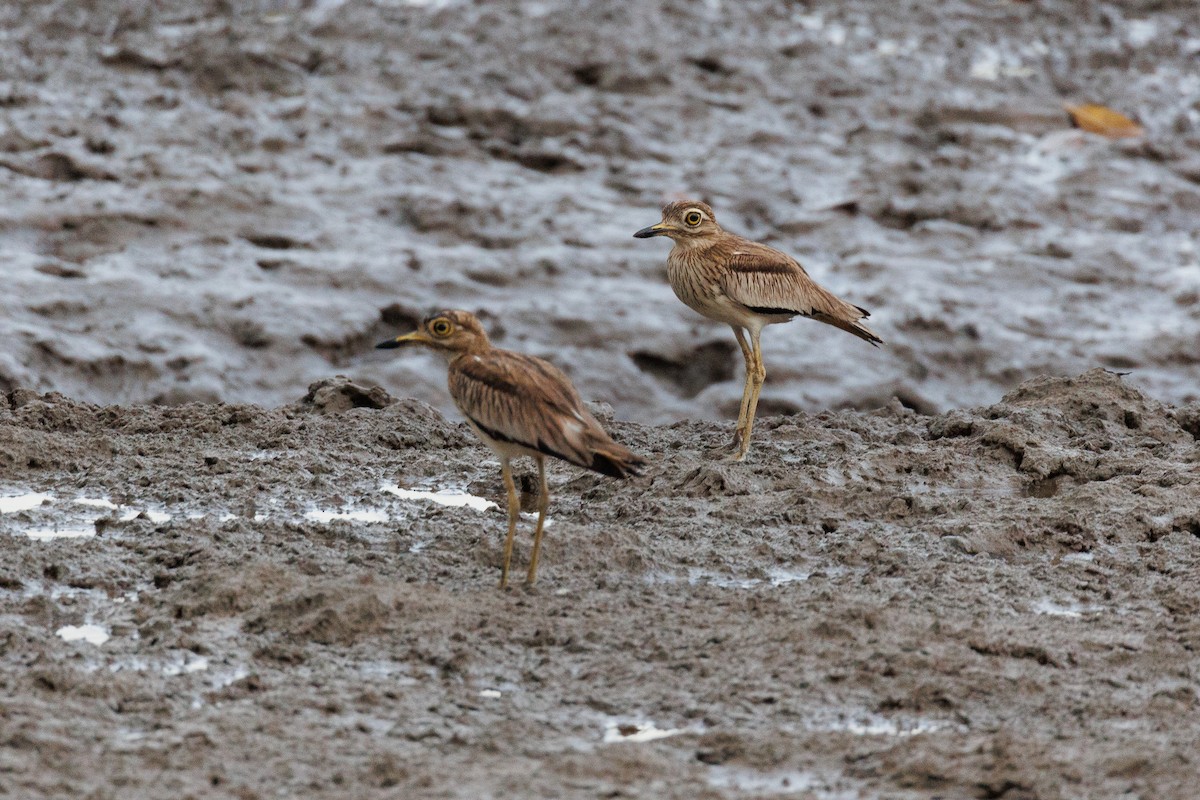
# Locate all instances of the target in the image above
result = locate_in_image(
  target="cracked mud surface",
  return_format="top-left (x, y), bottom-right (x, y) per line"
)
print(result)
top-left (3, 370), bottom-right (1199, 799)
top-left (3, 1), bottom-right (1200, 798)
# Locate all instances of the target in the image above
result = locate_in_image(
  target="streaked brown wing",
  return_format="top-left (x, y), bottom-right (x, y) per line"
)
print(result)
top-left (448, 350), bottom-right (624, 472)
top-left (718, 241), bottom-right (829, 317)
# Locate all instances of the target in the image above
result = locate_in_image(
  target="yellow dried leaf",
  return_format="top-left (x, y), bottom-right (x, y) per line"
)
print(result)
top-left (1064, 103), bottom-right (1144, 139)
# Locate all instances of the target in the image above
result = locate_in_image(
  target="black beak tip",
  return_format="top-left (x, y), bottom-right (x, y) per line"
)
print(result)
top-left (632, 226), bottom-right (659, 239)
top-left (375, 338), bottom-right (400, 350)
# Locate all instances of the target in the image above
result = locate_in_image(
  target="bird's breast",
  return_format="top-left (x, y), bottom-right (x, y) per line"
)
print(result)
top-left (667, 248), bottom-right (742, 323)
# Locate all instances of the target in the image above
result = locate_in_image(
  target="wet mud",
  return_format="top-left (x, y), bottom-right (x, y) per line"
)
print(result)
top-left (3, 0), bottom-right (1200, 797)
top-left (2, 370), bottom-right (1199, 799)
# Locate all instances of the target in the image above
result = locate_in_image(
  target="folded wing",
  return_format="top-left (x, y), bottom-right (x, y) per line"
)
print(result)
top-left (720, 241), bottom-right (883, 346)
top-left (449, 351), bottom-right (645, 477)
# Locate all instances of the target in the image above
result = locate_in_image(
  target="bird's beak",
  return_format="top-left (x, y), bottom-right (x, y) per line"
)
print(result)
top-left (375, 331), bottom-right (430, 349)
top-left (633, 221), bottom-right (670, 239)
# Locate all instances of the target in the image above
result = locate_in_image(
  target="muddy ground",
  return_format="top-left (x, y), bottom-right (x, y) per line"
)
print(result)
top-left (2, 369), bottom-right (1199, 799)
top-left (3, 0), bottom-right (1200, 798)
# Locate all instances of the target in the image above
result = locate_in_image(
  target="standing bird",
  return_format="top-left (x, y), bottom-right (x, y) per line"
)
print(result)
top-left (634, 200), bottom-right (882, 461)
top-left (376, 310), bottom-right (645, 588)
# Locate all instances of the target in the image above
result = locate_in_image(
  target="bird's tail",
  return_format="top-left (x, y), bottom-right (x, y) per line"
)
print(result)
top-left (588, 443), bottom-right (648, 479)
top-left (813, 310), bottom-right (884, 347)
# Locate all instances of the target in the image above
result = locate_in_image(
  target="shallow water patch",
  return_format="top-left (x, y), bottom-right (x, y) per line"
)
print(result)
top-left (602, 719), bottom-right (686, 744)
top-left (647, 566), bottom-right (820, 590)
top-left (807, 710), bottom-right (951, 737)
top-left (304, 508), bottom-right (390, 524)
top-left (26, 525), bottom-right (98, 541)
top-left (75, 496), bottom-right (172, 523)
top-left (706, 766), bottom-right (827, 797)
top-left (1032, 599), bottom-right (1104, 618)
top-left (0, 491), bottom-right (53, 513)
top-left (57, 624), bottom-right (110, 645)
top-left (2, 489), bottom-right (173, 540)
top-left (381, 482), bottom-right (496, 511)
top-left (90, 652), bottom-right (249, 687)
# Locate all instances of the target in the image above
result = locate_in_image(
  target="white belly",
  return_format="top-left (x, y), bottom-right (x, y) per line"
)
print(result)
top-left (667, 267), bottom-right (759, 328)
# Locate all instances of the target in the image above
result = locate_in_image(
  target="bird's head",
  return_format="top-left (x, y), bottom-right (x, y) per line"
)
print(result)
top-left (375, 309), bottom-right (491, 355)
top-left (633, 200), bottom-right (720, 243)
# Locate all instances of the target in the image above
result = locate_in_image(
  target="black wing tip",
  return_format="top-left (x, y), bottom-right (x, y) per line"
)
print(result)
top-left (860, 334), bottom-right (884, 348)
top-left (746, 305), bottom-right (800, 318)
top-left (590, 450), bottom-right (648, 479)
top-left (854, 307), bottom-right (884, 346)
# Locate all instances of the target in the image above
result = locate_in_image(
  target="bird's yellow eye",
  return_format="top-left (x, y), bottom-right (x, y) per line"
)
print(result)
top-left (684, 211), bottom-right (702, 226)
top-left (430, 319), bottom-right (452, 337)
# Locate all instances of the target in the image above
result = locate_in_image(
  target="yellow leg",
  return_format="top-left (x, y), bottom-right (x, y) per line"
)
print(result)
top-left (499, 459), bottom-right (519, 589)
top-left (525, 457), bottom-right (550, 585)
top-left (730, 326), bottom-right (755, 451)
top-left (735, 329), bottom-right (766, 462)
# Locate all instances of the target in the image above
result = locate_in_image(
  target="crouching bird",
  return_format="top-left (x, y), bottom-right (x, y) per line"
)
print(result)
top-left (634, 200), bottom-right (883, 461)
top-left (377, 310), bottom-right (646, 588)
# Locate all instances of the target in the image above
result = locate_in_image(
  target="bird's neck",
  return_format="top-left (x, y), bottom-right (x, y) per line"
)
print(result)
top-left (670, 235), bottom-right (719, 255)
top-left (447, 341), bottom-right (492, 363)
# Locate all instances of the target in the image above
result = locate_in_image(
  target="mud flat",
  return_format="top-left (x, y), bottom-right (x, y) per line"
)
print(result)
top-left (1, 369), bottom-right (1198, 798)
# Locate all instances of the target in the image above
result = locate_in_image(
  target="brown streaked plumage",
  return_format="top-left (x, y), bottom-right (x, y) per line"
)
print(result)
top-left (634, 200), bottom-right (882, 461)
top-left (376, 309), bottom-right (645, 588)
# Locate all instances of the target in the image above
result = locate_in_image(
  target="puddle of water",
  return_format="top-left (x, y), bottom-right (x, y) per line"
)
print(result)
top-left (707, 766), bottom-right (822, 796)
top-left (4, 490), bottom-right (174, 539)
top-left (602, 720), bottom-right (685, 744)
top-left (163, 655), bottom-right (210, 676)
top-left (808, 711), bottom-right (949, 738)
top-left (26, 525), bottom-right (97, 541)
top-left (10, 582), bottom-right (142, 607)
top-left (75, 497), bottom-right (119, 510)
top-left (76, 497), bottom-right (171, 523)
top-left (7, 484), bottom-right (531, 540)
top-left (382, 483), bottom-right (496, 512)
top-left (212, 665), bottom-right (251, 689)
top-left (57, 624), bottom-right (110, 645)
top-left (839, 717), bottom-right (945, 736)
top-left (650, 567), bottom-right (816, 590)
top-left (94, 654), bottom-right (248, 692)
top-left (304, 509), bottom-right (390, 524)
top-left (0, 492), bottom-right (53, 513)
top-left (689, 569), bottom-right (764, 590)
top-left (1032, 599), bottom-right (1104, 618)
top-left (357, 662), bottom-right (423, 685)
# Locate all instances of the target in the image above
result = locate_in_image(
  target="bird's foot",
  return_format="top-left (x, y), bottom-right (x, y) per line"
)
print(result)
top-left (719, 429), bottom-right (750, 461)
top-left (705, 437), bottom-right (738, 460)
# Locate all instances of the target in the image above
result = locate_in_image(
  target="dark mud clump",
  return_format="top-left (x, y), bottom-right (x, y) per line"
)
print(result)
top-left (2, 369), bottom-right (1198, 798)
